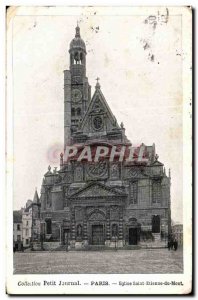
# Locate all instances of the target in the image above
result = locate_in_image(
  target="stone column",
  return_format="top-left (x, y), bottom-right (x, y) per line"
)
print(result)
top-left (83, 208), bottom-right (88, 240)
top-left (118, 207), bottom-right (124, 247)
top-left (70, 208), bottom-right (75, 248)
top-left (105, 207), bottom-right (110, 247)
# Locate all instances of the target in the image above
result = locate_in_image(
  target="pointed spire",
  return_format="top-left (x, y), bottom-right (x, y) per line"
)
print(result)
top-left (95, 77), bottom-right (100, 89)
top-left (33, 188), bottom-right (39, 203)
top-left (75, 22), bottom-right (80, 38)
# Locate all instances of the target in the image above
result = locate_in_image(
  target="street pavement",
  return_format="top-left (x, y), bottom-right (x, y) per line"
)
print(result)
top-left (13, 248), bottom-right (183, 274)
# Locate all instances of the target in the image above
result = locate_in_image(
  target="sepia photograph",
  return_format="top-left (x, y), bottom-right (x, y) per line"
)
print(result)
top-left (6, 5), bottom-right (192, 295)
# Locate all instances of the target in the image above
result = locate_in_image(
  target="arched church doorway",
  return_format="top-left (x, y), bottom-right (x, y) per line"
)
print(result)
top-left (129, 228), bottom-right (138, 245)
top-left (152, 215), bottom-right (160, 233)
top-left (92, 225), bottom-right (104, 245)
top-left (127, 218), bottom-right (141, 245)
top-left (88, 210), bottom-right (106, 245)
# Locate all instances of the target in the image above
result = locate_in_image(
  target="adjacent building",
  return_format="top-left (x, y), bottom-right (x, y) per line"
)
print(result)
top-left (172, 224), bottom-right (183, 245)
top-left (20, 190), bottom-right (41, 249)
top-left (13, 210), bottom-right (23, 250)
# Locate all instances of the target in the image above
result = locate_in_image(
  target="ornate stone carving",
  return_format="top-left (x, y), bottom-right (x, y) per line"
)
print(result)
top-left (91, 97), bottom-right (104, 114)
top-left (92, 116), bottom-right (103, 131)
top-left (63, 172), bottom-right (73, 183)
top-left (110, 163), bottom-right (119, 179)
top-left (75, 184), bottom-right (116, 198)
top-left (88, 210), bottom-right (106, 221)
top-left (110, 206), bottom-right (119, 220)
top-left (74, 166), bottom-right (83, 182)
top-left (86, 161), bottom-right (108, 178)
top-left (76, 224), bottom-right (83, 237)
top-left (112, 224), bottom-right (118, 237)
top-left (124, 167), bottom-right (146, 179)
top-left (75, 207), bottom-right (84, 220)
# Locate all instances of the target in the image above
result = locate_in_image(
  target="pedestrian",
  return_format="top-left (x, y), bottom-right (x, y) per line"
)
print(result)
top-left (170, 239), bottom-right (174, 250)
top-left (173, 239), bottom-right (178, 251)
top-left (168, 240), bottom-right (171, 250)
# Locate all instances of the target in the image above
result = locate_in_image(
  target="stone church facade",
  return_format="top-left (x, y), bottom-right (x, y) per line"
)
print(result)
top-left (37, 25), bottom-right (171, 249)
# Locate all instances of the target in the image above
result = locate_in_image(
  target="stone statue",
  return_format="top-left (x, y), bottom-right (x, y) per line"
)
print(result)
top-left (77, 224), bottom-right (82, 237)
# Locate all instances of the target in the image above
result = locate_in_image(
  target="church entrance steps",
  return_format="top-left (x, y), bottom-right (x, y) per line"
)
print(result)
top-left (140, 240), bottom-right (167, 249)
top-left (43, 241), bottom-right (60, 251)
top-left (32, 242), bottom-right (42, 251)
top-left (152, 233), bottom-right (161, 241)
top-left (123, 245), bottom-right (141, 250)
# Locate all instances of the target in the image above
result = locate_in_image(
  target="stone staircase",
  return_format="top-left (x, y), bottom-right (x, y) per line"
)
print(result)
top-left (32, 242), bottom-right (43, 251)
top-left (140, 233), bottom-right (167, 249)
top-left (42, 242), bottom-right (60, 251)
top-left (153, 233), bottom-right (161, 241)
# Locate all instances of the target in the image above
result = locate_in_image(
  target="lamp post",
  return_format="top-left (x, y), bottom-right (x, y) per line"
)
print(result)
top-left (40, 221), bottom-right (45, 251)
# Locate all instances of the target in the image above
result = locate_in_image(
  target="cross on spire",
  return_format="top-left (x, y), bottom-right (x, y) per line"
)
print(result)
top-left (75, 21), bottom-right (80, 37)
top-left (95, 77), bottom-right (100, 89)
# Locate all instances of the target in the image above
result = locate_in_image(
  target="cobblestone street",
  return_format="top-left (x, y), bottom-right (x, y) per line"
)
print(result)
top-left (14, 248), bottom-right (183, 274)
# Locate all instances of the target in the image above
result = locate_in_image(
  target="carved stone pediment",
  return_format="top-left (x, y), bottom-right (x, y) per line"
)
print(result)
top-left (69, 182), bottom-right (126, 199)
top-left (88, 209), bottom-right (106, 221)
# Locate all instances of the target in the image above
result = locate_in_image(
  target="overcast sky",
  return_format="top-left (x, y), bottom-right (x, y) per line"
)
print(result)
top-left (11, 7), bottom-right (183, 223)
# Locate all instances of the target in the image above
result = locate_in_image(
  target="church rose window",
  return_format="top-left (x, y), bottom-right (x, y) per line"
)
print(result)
top-left (130, 181), bottom-right (138, 204)
top-left (152, 180), bottom-right (161, 203)
top-left (93, 116), bottom-right (103, 130)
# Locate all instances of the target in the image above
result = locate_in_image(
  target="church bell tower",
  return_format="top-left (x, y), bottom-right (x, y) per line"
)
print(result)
top-left (64, 24), bottom-right (91, 149)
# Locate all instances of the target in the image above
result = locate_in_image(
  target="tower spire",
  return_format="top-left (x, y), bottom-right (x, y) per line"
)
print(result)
top-left (75, 22), bottom-right (80, 38)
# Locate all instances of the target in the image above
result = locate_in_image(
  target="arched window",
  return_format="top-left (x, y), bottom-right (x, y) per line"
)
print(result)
top-left (74, 52), bottom-right (79, 64)
top-left (80, 52), bottom-right (83, 64)
top-left (45, 219), bottom-right (52, 234)
top-left (152, 180), bottom-right (161, 203)
top-left (71, 108), bottom-right (75, 116)
top-left (130, 181), bottom-right (138, 204)
top-left (76, 107), bottom-right (81, 116)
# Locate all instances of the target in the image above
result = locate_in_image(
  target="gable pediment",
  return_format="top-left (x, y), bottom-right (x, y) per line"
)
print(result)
top-left (78, 88), bottom-right (120, 134)
top-left (69, 182), bottom-right (126, 199)
top-left (151, 160), bottom-right (164, 166)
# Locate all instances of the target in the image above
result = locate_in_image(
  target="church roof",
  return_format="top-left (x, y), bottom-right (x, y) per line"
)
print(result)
top-left (13, 210), bottom-right (22, 223)
top-left (69, 25), bottom-right (86, 52)
top-left (44, 165), bottom-right (53, 176)
top-left (33, 189), bottom-right (40, 204)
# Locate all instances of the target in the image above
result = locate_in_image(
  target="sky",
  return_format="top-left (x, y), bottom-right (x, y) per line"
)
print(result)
top-left (11, 7), bottom-right (183, 223)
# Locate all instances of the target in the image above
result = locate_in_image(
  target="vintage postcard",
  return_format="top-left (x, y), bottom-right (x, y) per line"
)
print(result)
top-left (6, 6), bottom-right (192, 295)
